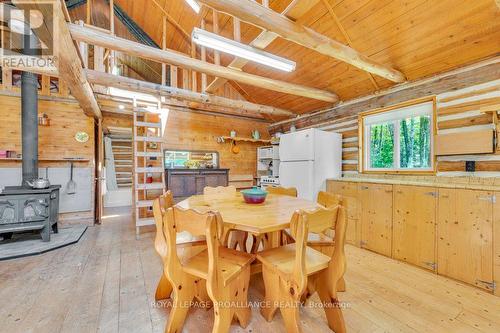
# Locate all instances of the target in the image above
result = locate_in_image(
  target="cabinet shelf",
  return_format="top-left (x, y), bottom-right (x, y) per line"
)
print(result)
top-left (218, 136), bottom-right (271, 144)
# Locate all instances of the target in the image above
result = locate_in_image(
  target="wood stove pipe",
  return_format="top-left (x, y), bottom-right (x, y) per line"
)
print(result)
top-left (21, 31), bottom-right (40, 187)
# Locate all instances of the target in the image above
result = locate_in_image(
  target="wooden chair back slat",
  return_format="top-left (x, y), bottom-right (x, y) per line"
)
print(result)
top-left (153, 191), bottom-right (174, 259)
top-left (203, 185), bottom-right (236, 198)
top-left (267, 186), bottom-right (298, 197)
top-left (317, 191), bottom-right (342, 208)
top-left (172, 206), bottom-right (217, 238)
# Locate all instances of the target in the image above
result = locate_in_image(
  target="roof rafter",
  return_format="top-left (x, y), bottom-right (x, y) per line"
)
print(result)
top-left (68, 22), bottom-right (339, 102)
top-left (197, 0), bottom-right (406, 83)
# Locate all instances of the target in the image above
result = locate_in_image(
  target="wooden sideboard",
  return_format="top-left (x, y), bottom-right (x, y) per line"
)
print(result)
top-left (165, 169), bottom-right (229, 199)
top-left (327, 179), bottom-right (500, 296)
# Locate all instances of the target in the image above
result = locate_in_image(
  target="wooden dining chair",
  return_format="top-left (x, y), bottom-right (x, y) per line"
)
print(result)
top-left (203, 185), bottom-right (237, 197)
top-left (282, 191), bottom-right (347, 292)
top-left (249, 186), bottom-right (299, 253)
top-left (153, 191), bottom-right (205, 301)
top-left (257, 206), bottom-right (348, 333)
top-left (266, 186), bottom-right (298, 197)
top-left (204, 185), bottom-right (249, 252)
top-left (161, 204), bottom-right (255, 333)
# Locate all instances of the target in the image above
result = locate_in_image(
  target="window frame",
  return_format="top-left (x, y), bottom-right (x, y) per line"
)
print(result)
top-left (359, 97), bottom-right (437, 175)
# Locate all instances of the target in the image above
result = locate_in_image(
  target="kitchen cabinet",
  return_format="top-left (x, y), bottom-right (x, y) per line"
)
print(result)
top-left (359, 183), bottom-right (393, 256)
top-left (493, 192), bottom-right (499, 296)
top-left (437, 189), bottom-right (494, 292)
top-left (327, 181), bottom-right (360, 246)
top-left (166, 169), bottom-right (229, 199)
top-left (393, 185), bottom-right (437, 271)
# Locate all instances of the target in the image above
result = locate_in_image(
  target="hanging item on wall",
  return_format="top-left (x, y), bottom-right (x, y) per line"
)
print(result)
top-left (230, 130), bottom-right (237, 138)
top-left (75, 131), bottom-right (89, 143)
top-left (38, 113), bottom-right (50, 126)
top-left (231, 140), bottom-right (240, 154)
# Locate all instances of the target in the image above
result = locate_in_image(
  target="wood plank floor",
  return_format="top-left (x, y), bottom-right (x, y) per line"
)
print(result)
top-left (1, 207), bottom-right (499, 333)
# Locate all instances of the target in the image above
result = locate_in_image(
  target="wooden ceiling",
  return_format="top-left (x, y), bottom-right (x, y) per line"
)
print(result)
top-left (77, 0), bottom-right (500, 116)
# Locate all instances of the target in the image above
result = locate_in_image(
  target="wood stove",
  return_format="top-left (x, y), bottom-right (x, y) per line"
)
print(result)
top-left (0, 30), bottom-right (61, 242)
top-left (0, 186), bottom-right (60, 242)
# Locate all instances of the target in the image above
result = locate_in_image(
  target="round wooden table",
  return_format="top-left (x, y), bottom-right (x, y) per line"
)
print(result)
top-left (176, 192), bottom-right (319, 248)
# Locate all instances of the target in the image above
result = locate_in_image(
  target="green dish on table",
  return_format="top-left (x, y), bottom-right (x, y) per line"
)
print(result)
top-left (241, 186), bottom-right (268, 204)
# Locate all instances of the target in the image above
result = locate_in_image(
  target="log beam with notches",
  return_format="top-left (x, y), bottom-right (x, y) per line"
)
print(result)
top-left (12, 0), bottom-right (101, 119)
top-left (206, 0), bottom-right (322, 93)
top-left (197, 0), bottom-right (406, 83)
top-left (67, 23), bottom-right (339, 103)
top-left (3, 55), bottom-right (295, 117)
top-left (86, 69), bottom-right (295, 117)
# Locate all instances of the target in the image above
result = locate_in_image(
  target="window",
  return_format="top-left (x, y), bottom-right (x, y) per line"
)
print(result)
top-left (164, 150), bottom-right (219, 169)
top-left (361, 98), bottom-right (435, 173)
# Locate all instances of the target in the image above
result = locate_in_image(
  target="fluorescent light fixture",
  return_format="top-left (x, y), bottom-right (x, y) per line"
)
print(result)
top-left (8, 18), bottom-right (32, 35)
top-left (184, 0), bottom-right (200, 13)
top-left (192, 28), bottom-right (296, 72)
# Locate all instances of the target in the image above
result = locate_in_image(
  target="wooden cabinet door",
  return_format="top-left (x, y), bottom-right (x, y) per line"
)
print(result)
top-left (359, 183), bottom-right (393, 256)
top-left (437, 189), bottom-right (494, 291)
top-left (327, 181), bottom-right (360, 246)
top-left (170, 173), bottom-right (197, 197)
top-left (493, 192), bottom-right (499, 296)
top-left (393, 185), bottom-right (437, 271)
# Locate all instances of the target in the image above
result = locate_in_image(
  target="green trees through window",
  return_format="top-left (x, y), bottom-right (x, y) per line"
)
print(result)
top-left (399, 115), bottom-right (431, 168)
top-left (369, 123), bottom-right (394, 168)
top-left (364, 100), bottom-right (434, 172)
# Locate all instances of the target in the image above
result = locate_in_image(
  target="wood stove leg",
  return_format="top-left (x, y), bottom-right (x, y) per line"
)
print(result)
top-left (41, 224), bottom-right (50, 242)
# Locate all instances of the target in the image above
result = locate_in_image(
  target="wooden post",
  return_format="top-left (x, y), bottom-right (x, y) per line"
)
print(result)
top-left (191, 41), bottom-right (197, 92)
top-left (182, 68), bottom-right (189, 90)
top-left (109, 0), bottom-right (115, 71)
top-left (2, 65), bottom-right (12, 90)
top-left (58, 79), bottom-right (69, 96)
top-left (201, 19), bottom-right (207, 92)
top-left (212, 10), bottom-right (220, 66)
top-left (86, 0), bottom-right (91, 24)
top-left (161, 16), bottom-right (167, 86)
top-left (233, 18), bottom-right (241, 42)
top-left (77, 21), bottom-right (89, 68)
top-left (41, 75), bottom-right (51, 95)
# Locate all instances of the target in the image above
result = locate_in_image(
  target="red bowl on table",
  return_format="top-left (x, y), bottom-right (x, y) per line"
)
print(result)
top-left (241, 186), bottom-right (268, 204)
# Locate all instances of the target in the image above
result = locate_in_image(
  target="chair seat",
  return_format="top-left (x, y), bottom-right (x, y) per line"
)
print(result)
top-left (183, 246), bottom-right (255, 286)
top-left (282, 229), bottom-right (335, 246)
top-left (257, 243), bottom-right (331, 276)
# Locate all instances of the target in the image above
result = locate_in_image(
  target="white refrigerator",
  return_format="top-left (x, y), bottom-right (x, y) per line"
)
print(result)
top-left (279, 128), bottom-right (342, 201)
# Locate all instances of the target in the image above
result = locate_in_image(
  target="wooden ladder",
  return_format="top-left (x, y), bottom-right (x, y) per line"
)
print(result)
top-left (133, 99), bottom-right (166, 236)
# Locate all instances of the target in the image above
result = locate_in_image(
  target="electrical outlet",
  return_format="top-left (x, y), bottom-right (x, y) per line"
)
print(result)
top-left (465, 161), bottom-right (475, 172)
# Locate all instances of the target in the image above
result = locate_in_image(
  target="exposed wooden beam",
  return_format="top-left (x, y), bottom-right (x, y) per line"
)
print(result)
top-left (320, 0), bottom-right (379, 90)
top-left (206, 0), bottom-right (320, 93)
top-left (96, 93), bottom-right (270, 121)
top-left (269, 56), bottom-right (500, 133)
top-left (13, 0), bottom-right (101, 118)
top-left (150, 0), bottom-right (191, 48)
top-left (68, 23), bottom-right (339, 103)
top-left (86, 69), bottom-right (295, 117)
top-left (198, 0), bottom-right (406, 83)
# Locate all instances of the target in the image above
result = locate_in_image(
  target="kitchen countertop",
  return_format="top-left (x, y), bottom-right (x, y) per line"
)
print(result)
top-left (328, 177), bottom-right (500, 191)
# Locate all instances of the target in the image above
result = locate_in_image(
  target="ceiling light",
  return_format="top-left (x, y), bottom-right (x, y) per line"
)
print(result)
top-left (118, 104), bottom-right (125, 110)
top-left (184, 0), bottom-right (200, 13)
top-left (8, 18), bottom-right (32, 35)
top-left (192, 28), bottom-right (296, 72)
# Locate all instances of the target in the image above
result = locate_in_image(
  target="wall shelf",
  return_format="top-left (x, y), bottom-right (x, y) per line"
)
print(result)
top-left (217, 136), bottom-right (272, 144)
top-left (0, 158), bottom-right (90, 162)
